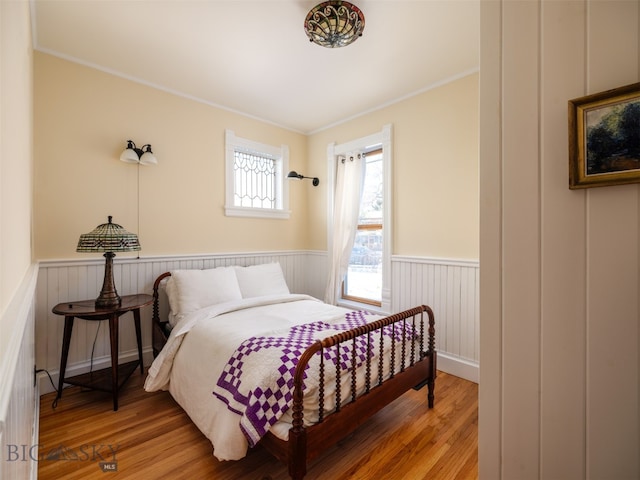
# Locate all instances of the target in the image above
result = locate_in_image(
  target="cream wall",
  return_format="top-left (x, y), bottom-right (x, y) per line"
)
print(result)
top-left (33, 53), bottom-right (310, 259)
top-left (307, 73), bottom-right (479, 260)
top-left (0, 0), bottom-right (33, 313)
top-left (0, 3), bottom-right (38, 479)
top-left (480, 1), bottom-right (639, 478)
top-left (34, 54), bottom-right (478, 263)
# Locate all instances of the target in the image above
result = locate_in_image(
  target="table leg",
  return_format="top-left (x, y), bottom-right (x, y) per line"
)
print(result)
top-left (56, 316), bottom-right (74, 404)
top-left (108, 314), bottom-right (119, 411)
top-left (133, 308), bottom-right (144, 374)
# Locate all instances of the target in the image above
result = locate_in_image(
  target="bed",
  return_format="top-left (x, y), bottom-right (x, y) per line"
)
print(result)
top-left (144, 263), bottom-right (436, 480)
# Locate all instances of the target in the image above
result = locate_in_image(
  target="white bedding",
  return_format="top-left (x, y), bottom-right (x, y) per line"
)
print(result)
top-left (144, 294), bottom-right (361, 461)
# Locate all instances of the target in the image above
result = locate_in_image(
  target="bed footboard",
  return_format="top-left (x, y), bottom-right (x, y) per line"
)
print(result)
top-left (260, 305), bottom-right (436, 480)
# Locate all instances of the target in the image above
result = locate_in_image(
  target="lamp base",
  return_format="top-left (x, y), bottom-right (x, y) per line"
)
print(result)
top-left (95, 293), bottom-right (122, 309)
top-left (95, 252), bottom-right (122, 309)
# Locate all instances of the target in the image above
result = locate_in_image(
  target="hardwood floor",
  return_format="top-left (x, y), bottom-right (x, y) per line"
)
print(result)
top-left (38, 370), bottom-right (477, 480)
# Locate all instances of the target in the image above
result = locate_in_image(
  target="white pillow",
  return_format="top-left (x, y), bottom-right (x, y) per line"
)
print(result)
top-left (235, 263), bottom-right (290, 298)
top-left (170, 267), bottom-right (243, 322)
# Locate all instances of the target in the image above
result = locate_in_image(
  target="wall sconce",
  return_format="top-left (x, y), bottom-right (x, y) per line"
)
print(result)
top-left (119, 140), bottom-right (158, 165)
top-left (287, 170), bottom-right (319, 186)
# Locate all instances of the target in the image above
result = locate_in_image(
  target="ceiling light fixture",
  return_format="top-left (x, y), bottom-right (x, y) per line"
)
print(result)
top-left (304, 1), bottom-right (365, 48)
top-left (119, 140), bottom-right (158, 166)
top-left (288, 170), bottom-right (319, 186)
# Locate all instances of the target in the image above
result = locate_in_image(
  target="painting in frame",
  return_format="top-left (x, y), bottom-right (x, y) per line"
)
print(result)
top-left (569, 82), bottom-right (640, 189)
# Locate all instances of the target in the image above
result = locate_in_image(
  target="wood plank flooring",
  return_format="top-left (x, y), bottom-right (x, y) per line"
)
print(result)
top-left (38, 370), bottom-right (477, 480)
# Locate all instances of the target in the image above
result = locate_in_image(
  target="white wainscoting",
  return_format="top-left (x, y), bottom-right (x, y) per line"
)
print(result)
top-left (35, 251), bottom-right (314, 395)
top-left (392, 256), bottom-right (479, 383)
top-left (34, 251), bottom-right (479, 396)
top-left (0, 264), bottom-right (39, 480)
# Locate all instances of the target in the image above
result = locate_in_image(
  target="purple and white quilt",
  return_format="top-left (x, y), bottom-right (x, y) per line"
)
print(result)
top-left (212, 310), bottom-right (418, 447)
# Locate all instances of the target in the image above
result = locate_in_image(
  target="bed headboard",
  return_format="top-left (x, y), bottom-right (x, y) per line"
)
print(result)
top-left (151, 272), bottom-right (172, 356)
top-left (152, 272), bottom-right (172, 324)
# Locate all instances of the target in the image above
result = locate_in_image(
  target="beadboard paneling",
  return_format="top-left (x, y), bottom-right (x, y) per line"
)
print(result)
top-left (0, 265), bottom-right (38, 480)
top-left (392, 256), bottom-right (479, 381)
top-left (35, 252), bottom-right (479, 392)
top-left (34, 252), bottom-right (314, 392)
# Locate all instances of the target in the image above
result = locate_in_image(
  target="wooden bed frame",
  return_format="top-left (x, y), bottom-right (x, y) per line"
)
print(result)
top-left (151, 272), bottom-right (437, 480)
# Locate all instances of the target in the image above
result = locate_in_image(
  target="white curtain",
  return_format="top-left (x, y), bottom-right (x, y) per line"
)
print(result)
top-left (324, 152), bottom-right (365, 304)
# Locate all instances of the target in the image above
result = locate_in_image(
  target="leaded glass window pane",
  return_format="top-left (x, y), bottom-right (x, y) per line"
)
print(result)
top-left (233, 150), bottom-right (276, 209)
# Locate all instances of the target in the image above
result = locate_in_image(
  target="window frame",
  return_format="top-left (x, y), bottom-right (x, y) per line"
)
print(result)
top-left (225, 129), bottom-right (290, 219)
top-left (341, 149), bottom-right (384, 307)
top-left (327, 124), bottom-right (392, 313)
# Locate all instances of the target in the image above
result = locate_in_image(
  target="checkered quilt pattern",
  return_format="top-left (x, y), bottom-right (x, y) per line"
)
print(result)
top-left (212, 310), bottom-right (419, 446)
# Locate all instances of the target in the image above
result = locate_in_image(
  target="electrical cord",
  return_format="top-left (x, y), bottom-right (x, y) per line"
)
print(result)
top-left (80, 322), bottom-right (101, 393)
top-left (35, 368), bottom-right (59, 408)
top-left (89, 321), bottom-right (101, 374)
top-left (39, 321), bottom-right (103, 409)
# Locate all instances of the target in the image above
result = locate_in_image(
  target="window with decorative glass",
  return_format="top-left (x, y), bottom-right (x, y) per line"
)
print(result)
top-left (225, 130), bottom-right (290, 219)
top-left (342, 148), bottom-right (383, 306)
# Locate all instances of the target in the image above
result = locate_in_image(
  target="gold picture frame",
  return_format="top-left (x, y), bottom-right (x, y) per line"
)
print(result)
top-left (569, 82), bottom-right (640, 189)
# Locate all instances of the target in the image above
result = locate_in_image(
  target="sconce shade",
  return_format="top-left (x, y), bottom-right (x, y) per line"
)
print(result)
top-left (119, 147), bottom-right (140, 164)
top-left (139, 147), bottom-right (157, 166)
top-left (77, 216), bottom-right (141, 308)
top-left (287, 170), bottom-right (319, 186)
top-left (304, 1), bottom-right (365, 48)
top-left (120, 140), bottom-right (157, 166)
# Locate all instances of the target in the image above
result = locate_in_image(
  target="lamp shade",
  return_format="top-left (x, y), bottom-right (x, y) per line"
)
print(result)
top-left (77, 216), bottom-right (140, 308)
top-left (76, 216), bottom-right (141, 253)
top-left (139, 148), bottom-right (157, 166)
top-left (119, 147), bottom-right (140, 164)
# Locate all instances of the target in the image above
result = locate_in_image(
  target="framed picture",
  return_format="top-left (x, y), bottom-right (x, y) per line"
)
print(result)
top-left (569, 82), bottom-right (640, 189)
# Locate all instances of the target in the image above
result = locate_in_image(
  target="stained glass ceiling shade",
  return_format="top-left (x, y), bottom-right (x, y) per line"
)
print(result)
top-left (304, 1), bottom-right (365, 48)
top-left (76, 216), bottom-right (141, 253)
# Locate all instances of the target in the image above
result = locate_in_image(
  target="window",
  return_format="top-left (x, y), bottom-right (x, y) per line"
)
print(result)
top-left (327, 124), bottom-right (392, 312)
top-left (225, 130), bottom-right (290, 219)
top-left (342, 149), bottom-right (383, 306)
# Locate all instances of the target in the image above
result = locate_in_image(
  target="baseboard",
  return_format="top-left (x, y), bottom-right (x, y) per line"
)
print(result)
top-left (38, 347), bottom-right (155, 396)
top-left (437, 352), bottom-right (478, 384)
